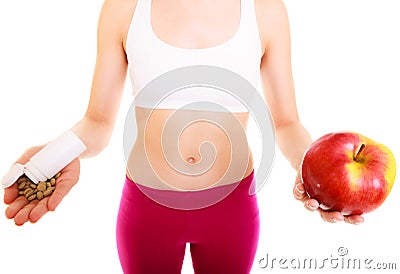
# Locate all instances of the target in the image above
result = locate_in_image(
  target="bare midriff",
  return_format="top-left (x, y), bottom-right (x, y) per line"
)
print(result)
top-left (126, 106), bottom-right (254, 191)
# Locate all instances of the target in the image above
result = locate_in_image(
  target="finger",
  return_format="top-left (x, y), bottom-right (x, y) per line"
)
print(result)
top-left (48, 157), bottom-right (80, 211)
top-left (318, 209), bottom-right (344, 223)
top-left (48, 178), bottom-right (73, 211)
top-left (14, 199), bottom-right (39, 226)
top-left (344, 215), bottom-right (364, 225)
top-left (29, 196), bottom-right (51, 223)
top-left (47, 174), bottom-right (77, 211)
top-left (5, 196), bottom-right (29, 219)
top-left (293, 182), bottom-right (307, 201)
top-left (304, 198), bottom-right (319, 211)
top-left (4, 183), bottom-right (19, 204)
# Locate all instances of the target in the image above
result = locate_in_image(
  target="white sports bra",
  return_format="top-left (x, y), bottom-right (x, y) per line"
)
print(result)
top-left (125, 0), bottom-right (263, 113)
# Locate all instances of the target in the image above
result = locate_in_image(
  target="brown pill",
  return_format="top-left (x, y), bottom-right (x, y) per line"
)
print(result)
top-left (27, 194), bottom-right (37, 201)
top-left (30, 183), bottom-right (37, 189)
top-left (37, 182), bottom-right (47, 192)
top-left (43, 188), bottom-right (54, 197)
top-left (17, 177), bottom-right (27, 184)
top-left (18, 182), bottom-right (26, 190)
top-left (24, 188), bottom-right (34, 198)
top-left (37, 191), bottom-right (44, 200)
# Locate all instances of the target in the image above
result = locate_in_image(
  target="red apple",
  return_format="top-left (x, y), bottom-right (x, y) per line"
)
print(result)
top-left (301, 132), bottom-right (396, 215)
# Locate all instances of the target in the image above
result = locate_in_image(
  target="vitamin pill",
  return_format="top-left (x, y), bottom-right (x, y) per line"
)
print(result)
top-left (30, 183), bottom-right (37, 189)
top-left (50, 178), bottom-right (56, 186)
top-left (43, 188), bottom-right (53, 197)
top-left (17, 177), bottom-right (27, 184)
top-left (55, 172), bottom-right (61, 179)
top-left (44, 187), bottom-right (55, 196)
top-left (24, 188), bottom-right (34, 197)
top-left (37, 182), bottom-right (47, 192)
top-left (37, 191), bottom-right (44, 200)
top-left (27, 194), bottom-right (37, 201)
top-left (18, 182), bottom-right (26, 190)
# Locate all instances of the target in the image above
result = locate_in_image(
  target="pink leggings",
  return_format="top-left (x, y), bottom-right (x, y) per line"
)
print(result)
top-left (116, 170), bottom-right (260, 274)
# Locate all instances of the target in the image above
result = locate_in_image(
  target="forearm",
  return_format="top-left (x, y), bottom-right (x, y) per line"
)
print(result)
top-left (275, 120), bottom-right (313, 171)
top-left (71, 116), bottom-right (114, 159)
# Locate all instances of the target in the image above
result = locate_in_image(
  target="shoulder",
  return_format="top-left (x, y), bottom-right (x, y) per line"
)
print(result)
top-left (98, 0), bottom-right (138, 35)
top-left (254, 0), bottom-right (291, 54)
top-left (100, 0), bottom-right (138, 14)
top-left (254, 0), bottom-right (289, 23)
top-left (99, 0), bottom-right (138, 23)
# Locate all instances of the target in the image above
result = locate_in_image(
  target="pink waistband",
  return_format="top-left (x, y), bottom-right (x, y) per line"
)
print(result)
top-left (125, 169), bottom-right (255, 210)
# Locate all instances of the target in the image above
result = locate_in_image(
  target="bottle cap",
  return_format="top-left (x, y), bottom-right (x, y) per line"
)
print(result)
top-left (1, 163), bottom-right (25, 189)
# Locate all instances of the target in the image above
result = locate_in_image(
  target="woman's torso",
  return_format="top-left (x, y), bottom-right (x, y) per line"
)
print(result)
top-left (122, 0), bottom-right (266, 190)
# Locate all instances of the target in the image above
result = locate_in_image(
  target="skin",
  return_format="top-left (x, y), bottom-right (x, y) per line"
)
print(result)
top-left (4, 0), bottom-right (363, 225)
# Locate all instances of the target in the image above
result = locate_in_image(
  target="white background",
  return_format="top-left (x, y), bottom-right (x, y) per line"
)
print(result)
top-left (0, 0), bottom-right (399, 273)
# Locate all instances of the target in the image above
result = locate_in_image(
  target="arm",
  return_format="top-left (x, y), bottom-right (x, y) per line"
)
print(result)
top-left (71, 0), bottom-right (131, 158)
top-left (257, 0), bottom-right (363, 224)
top-left (4, 0), bottom-right (133, 225)
top-left (258, 0), bottom-right (311, 171)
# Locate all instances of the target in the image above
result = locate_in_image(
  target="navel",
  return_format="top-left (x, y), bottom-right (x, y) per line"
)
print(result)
top-left (186, 156), bottom-right (197, 164)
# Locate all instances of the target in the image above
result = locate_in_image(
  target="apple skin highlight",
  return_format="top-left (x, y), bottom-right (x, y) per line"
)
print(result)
top-left (301, 132), bottom-right (396, 216)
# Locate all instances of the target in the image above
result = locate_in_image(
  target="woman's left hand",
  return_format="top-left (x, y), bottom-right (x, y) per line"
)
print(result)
top-left (293, 169), bottom-right (364, 224)
top-left (4, 146), bottom-right (81, 226)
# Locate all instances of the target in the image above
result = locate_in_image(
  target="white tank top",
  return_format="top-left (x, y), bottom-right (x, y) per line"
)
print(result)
top-left (125, 0), bottom-right (263, 113)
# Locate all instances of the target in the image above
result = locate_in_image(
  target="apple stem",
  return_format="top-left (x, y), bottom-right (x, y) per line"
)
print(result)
top-left (354, 143), bottom-right (366, 162)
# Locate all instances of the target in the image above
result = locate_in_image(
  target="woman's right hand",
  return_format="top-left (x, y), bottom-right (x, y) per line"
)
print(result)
top-left (3, 146), bottom-right (81, 226)
top-left (293, 169), bottom-right (364, 224)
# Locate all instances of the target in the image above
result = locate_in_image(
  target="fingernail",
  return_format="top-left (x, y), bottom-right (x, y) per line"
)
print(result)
top-left (306, 200), bottom-right (316, 210)
top-left (354, 221), bottom-right (362, 225)
top-left (296, 184), bottom-right (305, 194)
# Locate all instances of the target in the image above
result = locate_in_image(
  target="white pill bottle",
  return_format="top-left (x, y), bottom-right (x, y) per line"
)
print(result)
top-left (1, 130), bottom-right (87, 188)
